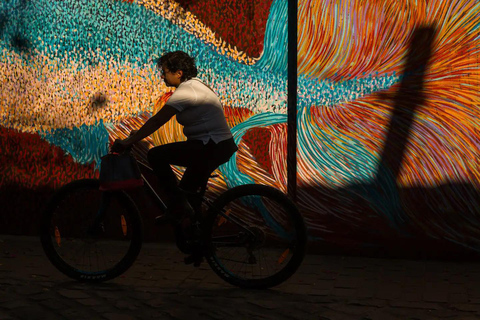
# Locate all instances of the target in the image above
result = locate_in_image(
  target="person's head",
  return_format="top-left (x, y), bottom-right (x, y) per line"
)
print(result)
top-left (157, 51), bottom-right (197, 87)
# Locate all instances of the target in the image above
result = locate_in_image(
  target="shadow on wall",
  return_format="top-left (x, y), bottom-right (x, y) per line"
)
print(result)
top-left (299, 25), bottom-right (480, 260)
top-left (0, 0), bottom-right (33, 54)
top-left (375, 25), bottom-right (437, 229)
top-left (299, 181), bottom-right (480, 260)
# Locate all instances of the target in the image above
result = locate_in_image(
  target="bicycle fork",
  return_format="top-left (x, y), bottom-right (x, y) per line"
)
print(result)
top-left (87, 192), bottom-right (112, 236)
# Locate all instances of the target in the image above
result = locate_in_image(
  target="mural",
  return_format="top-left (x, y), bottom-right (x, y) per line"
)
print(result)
top-left (0, 0), bottom-right (479, 257)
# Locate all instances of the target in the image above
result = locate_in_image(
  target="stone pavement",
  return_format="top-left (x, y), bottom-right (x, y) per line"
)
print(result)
top-left (1, 235), bottom-right (480, 320)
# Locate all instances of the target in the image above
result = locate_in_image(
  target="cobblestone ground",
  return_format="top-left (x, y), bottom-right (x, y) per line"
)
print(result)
top-left (1, 235), bottom-right (480, 320)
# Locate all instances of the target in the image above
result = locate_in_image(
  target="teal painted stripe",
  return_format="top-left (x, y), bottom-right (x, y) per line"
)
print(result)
top-left (40, 120), bottom-right (109, 168)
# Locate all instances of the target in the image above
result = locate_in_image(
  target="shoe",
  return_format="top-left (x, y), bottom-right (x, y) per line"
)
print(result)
top-left (183, 222), bottom-right (203, 267)
top-left (184, 251), bottom-right (203, 267)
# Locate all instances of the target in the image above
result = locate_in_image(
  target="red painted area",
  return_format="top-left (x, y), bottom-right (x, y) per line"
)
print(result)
top-left (242, 127), bottom-right (273, 174)
top-left (0, 127), bottom-right (97, 190)
top-left (223, 105), bottom-right (254, 128)
top-left (176, 0), bottom-right (273, 57)
top-left (0, 126), bottom-right (99, 236)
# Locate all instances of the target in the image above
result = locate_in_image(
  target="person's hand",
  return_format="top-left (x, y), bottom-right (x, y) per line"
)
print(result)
top-left (111, 139), bottom-right (131, 153)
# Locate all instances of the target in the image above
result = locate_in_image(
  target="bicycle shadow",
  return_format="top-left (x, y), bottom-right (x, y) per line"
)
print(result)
top-left (50, 278), bottom-right (319, 301)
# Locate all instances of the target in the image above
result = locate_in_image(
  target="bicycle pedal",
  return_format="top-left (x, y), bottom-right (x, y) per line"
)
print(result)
top-left (154, 214), bottom-right (178, 225)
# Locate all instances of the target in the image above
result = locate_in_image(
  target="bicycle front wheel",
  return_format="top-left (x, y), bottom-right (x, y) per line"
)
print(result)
top-left (204, 184), bottom-right (307, 289)
top-left (40, 179), bottom-right (143, 282)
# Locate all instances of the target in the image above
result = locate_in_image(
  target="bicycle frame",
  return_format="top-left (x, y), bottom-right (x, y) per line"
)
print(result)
top-left (91, 156), bottom-right (169, 235)
top-left (99, 139), bottom-right (261, 241)
top-left (132, 155), bottom-right (256, 237)
top-left (136, 159), bottom-right (169, 213)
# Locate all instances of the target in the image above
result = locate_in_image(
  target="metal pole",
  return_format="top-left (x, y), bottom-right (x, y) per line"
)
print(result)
top-left (287, 0), bottom-right (298, 200)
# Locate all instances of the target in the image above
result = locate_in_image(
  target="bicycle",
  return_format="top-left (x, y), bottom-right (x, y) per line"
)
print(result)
top-left (40, 148), bottom-right (307, 289)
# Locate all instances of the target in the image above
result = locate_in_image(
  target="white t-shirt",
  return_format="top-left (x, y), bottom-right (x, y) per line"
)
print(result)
top-left (166, 78), bottom-right (233, 144)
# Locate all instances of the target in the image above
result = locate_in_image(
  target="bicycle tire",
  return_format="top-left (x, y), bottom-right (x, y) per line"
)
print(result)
top-left (40, 179), bottom-right (143, 282)
top-left (203, 184), bottom-right (307, 289)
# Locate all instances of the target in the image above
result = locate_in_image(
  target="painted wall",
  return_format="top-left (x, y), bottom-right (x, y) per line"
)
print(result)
top-left (1, 0), bottom-right (479, 258)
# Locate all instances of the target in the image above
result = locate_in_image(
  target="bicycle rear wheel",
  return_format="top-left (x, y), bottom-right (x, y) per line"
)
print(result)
top-left (40, 179), bottom-right (143, 282)
top-left (204, 184), bottom-right (307, 289)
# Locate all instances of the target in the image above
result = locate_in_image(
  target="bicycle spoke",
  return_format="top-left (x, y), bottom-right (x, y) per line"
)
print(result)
top-left (41, 179), bottom-right (142, 282)
top-left (205, 184), bottom-right (307, 288)
top-left (215, 210), bottom-right (256, 236)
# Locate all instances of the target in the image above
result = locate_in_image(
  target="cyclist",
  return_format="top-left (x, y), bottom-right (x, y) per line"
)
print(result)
top-left (112, 51), bottom-right (237, 225)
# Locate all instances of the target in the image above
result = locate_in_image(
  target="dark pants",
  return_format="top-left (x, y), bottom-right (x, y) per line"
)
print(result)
top-left (147, 138), bottom-right (237, 198)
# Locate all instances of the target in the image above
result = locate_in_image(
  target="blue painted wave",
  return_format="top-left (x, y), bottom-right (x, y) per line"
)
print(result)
top-left (40, 121), bottom-right (109, 168)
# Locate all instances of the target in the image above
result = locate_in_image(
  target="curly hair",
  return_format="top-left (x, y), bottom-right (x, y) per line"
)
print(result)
top-left (157, 51), bottom-right (198, 82)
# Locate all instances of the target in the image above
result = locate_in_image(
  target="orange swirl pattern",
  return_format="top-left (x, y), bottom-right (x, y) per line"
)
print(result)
top-left (298, 0), bottom-right (480, 80)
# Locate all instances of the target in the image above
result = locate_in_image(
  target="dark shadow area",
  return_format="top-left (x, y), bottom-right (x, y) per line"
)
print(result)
top-left (0, 12), bottom-right (7, 37)
top-left (2, 182), bottom-right (479, 262)
top-left (0, 0), bottom-right (33, 55)
top-left (10, 32), bottom-right (31, 53)
top-left (299, 183), bottom-right (480, 261)
top-left (0, 184), bottom-right (177, 252)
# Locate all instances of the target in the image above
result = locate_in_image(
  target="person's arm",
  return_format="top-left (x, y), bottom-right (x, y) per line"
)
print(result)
top-left (111, 105), bottom-right (178, 152)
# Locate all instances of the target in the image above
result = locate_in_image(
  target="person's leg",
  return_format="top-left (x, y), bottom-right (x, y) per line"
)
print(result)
top-left (147, 138), bottom-right (236, 211)
top-left (147, 140), bottom-right (205, 194)
top-left (179, 138), bottom-right (238, 195)
top-left (179, 139), bottom-right (237, 265)
top-left (147, 140), bottom-right (205, 221)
